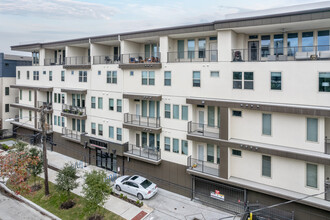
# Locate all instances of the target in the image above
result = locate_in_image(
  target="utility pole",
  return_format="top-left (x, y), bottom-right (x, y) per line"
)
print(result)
top-left (40, 107), bottom-right (50, 196)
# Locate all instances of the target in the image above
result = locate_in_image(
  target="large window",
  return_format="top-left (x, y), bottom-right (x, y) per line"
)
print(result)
top-left (91, 97), bottom-right (96, 109)
top-left (177, 40), bottom-right (184, 59)
top-left (262, 114), bottom-right (271, 136)
top-left (182, 106), bottom-right (188, 120)
top-left (149, 101), bottom-right (155, 118)
top-left (173, 138), bottom-right (179, 153)
top-left (318, 30), bottom-right (330, 51)
top-left (173, 105), bottom-right (179, 119)
top-left (302, 32), bottom-right (314, 52)
top-left (117, 128), bottom-right (122, 141)
top-left (271, 72), bottom-right (281, 90)
top-left (261, 35), bottom-right (270, 57)
top-left (307, 118), bottom-right (318, 142)
top-left (273, 34), bottom-right (284, 55)
top-left (233, 72), bottom-right (253, 89)
top-left (181, 140), bottom-right (188, 155)
top-left (142, 100), bottom-right (147, 117)
top-left (106, 71), bottom-right (117, 84)
top-left (319, 72), bottom-right (330, 92)
top-left (306, 163), bottom-right (317, 188)
top-left (207, 144), bottom-right (214, 162)
top-left (79, 71), bottom-right (87, 82)
top-left (208, 106), bottom-right (215, 127)
top-left (164, 137), bottom-right (170, 151)
top-left (262, 155), bottom-right (271, 177)
top-left (91, 123), bottom-right (96, 135)
top-left (109, 126), bottom-right (114, 138)
top-left (109, 99), bottom-right (114, 111)
top-left (165, 104), bottom-right (171, 118)
top-left (287, 33), bottom-right (298, 56)
top-left (188, 39), bottom-right (195, 59)
top-left (33, 71), bottom-right (39, 80)
top-left (98, 124), bottom-right (103, 136)
top-left (142, 71), bottom-right (155, 85)
top-left (164, 71), bottom-right (171, 86)
top-left (198, 39), bottom-right (206, 58)
top-left (117, 99), bottom-right (122, 112)
top-left (61, 71), bottom-right (65, 81)
top-left (98, 97), bottom-right (103, 109)
top-left (193, 71), bottom-right (200, 87)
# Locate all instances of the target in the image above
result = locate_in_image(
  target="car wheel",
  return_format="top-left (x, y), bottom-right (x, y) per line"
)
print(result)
top-left (116, 185), bottom-right (121, 191)
top-left (137, 193), bottom-right (144, 200)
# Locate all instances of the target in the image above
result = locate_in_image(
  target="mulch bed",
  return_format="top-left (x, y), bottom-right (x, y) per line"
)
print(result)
top-left (30, 184), bottom-right (42, 192)
top-left (111, 192), bottom-right (143, 207)
top-left (88, 214), bottom-right (104, 220)
top-left (60, 200), bottom-right (76, 209)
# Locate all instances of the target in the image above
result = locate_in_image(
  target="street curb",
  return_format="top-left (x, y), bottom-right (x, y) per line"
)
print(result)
top-left (0, 182), bottom-right (61, 220)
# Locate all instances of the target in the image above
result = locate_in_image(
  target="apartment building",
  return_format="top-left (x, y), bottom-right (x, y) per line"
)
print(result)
top-left (10, 5), bottom-right (330, 219)
top-left (0, 53), bottom-right (31, 135)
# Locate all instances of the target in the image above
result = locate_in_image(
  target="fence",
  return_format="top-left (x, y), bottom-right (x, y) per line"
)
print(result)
top-left (124, 113), bottom-right (161, 128)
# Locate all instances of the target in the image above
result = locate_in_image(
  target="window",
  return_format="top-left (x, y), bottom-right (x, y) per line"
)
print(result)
top-left (19, 109), bottom-right (22, 119)
top-left (130, 71), bottom-right (134, 76)
top-left (91, 97), bottom-right (96, 109)
top-left (306, 163), bottom-right (318, 188)
top-left (232, 110), bottom-right (242, 117)
top-left (193, 71), bottom-right (200, 87)
top-left (188, 39), bottom-right (195, 59)
top-left (142, 100), bottom-right (147, 117)
top-left (91, 123), bottom-right (96, 135)
top-left (18, 71), bottom-right (20, 79)
top-left (61, 117), bottom-right (65, 127)
top-left (173, 105), bottom-right (179, 119)
top-left (181, 140), bottom-right (188, 155)
top-left (71, 71), bottom-right (74, 75)
top-left (261, 35), bottom-right (270, 57)
top-left (262, 114), bottom-right (271, 136)
top-left (72, 118), bottom-right (76, 131)
top-left (287, 33), bottom-right (298, 56)
top-left (27, 71), bottom-right (30, 79)
top-left (178, 40), bottom-right (184, 59)
top-left (5, 87), bottom-right (9, 96)
top-left (98, 71), bottom-right (101, 75)
top-left (82, 120), bottom-right (85, 132)
top-left (117, 128), bottom-right (122, 141)
top-left (181, 106), bottom-right (188, 120)
top-left (217, 146), bottom-right (220, 164)
top-left (231, 149), bottom-right (242, 157)
top-left (79, 71), bottom-right (87, 82)
top-left (29, 90), bottom-right (32, 101)
top-left (109, 126), bottom-right (114, 138)
top-left (210, 71), bottom-right (219, 77)
top-left (98, 97), bottom-right (103, 109)
top-left (54, 115), bottom-right (57, 125)
top-left (62, 94), bottom-right (65, 104)
top-left (117, 99), bottom-right (122, 112)
top-left (165, 137), bottom-right (170, 151)
top-left (58, 116), bottom-right (60, 126)
top-left (61, 71), bottom-right (65, 81)
top-left (29, 111), bottom-right (32, 121)
top-left (19, 89), bottom-right (22, 100)
top-left (208, 106), bottom-right (215, 127)
top-left (43, 71), bottom-right (46, 75)
top-left (262, 155), bottom-right (271, 177)
top-left (173, 138), bottom-right (179, 153)
top-left (318, 30), bottom-right (330, 51)
top-left (58, 93), bottom-right (61, 103)
top-left (98, 124), bottom-right (103, 136)
top-left (5, 104), bottom-right (9, 112)
top-left (302, 32), bottom-right (314, 52)
top-left (149, 101), bottom-right (155, 118)
top-left (233, 72), bottom-right (242, 89)
top-left (112, 71), bottom-right (117, 84)
top-left (307, 118), bottom-right (318, 142)
top-left (142, 132), bottom-right (147, 147)
top-left (33, 71), bottom-right (39, 80)
top-left (319, 72), bottom-right (330, 92)
top-left (49, 71), bottom-right (52, 81)
top-left (109, 99), bottom-right (114, 111)
top-left (164, 71), bottom-right (171, 86)
top-left (271, 72), bottom-right (281, 90)
top-left (165, 104), bottom-right (171, 118)
top-left (198, 39), bottom-right (206, 58)
top-left (233, 72), bottom-right (253, 89)
top-left (142, 71), bottom-right (155, 85)
top-left (273, 34), bottom-right (284, 55)
top-left (207, 144), bottom-right (214, 162)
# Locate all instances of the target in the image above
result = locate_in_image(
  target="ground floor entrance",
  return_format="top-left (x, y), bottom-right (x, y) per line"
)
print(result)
top-left (96, 149), bottom-right (117, 172)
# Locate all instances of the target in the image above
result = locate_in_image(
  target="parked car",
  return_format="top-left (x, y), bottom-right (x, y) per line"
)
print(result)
top-left (115, 175), bottom-right (158, 200)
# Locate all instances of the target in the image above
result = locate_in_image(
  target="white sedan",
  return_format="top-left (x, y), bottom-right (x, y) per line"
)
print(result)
top-left (115, 175), bottom-right (158, 200)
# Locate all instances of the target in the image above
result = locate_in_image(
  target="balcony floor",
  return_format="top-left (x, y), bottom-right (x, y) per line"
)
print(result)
top-left (128, 119), bottom-right (159, 128)
top-left (127, 148), bottom-right (160, 161)
top-left (190, 164), bottom-right (219, 177)
top-left (190, 130), bottom-right (219, 139)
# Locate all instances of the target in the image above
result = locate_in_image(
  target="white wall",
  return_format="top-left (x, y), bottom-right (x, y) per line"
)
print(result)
top-left (0, 77), bottom-right (18, 129)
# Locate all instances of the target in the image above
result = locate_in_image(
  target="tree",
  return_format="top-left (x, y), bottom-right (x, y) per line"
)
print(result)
top-left (82, 170), bottom-right (112, 216)
top-left (27, 147), bottom-right (43, 186)
top-left (55, 163), bottom-right (78, 199)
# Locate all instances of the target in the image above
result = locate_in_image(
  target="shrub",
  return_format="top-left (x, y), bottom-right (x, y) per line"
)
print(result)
top-left (2, 144), bottom-right (9, 150)
top-left (136, 200), bottom-right (140, 205)
top-left (120, 193), bottom-right (123, 198)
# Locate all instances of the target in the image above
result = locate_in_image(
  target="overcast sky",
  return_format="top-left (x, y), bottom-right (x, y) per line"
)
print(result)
top-left (0, 0), bottom-right (324, 56)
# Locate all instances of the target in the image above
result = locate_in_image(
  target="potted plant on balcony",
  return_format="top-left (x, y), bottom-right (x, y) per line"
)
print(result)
top-left (78, 111), bottom-right (83, 116)
top-left (192, 163), bottom-right (198, 168)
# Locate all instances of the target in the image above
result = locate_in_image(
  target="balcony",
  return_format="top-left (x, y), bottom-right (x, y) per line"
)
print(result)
top-left (232, 45), bottom-right (330, 62)
top-left (37, 122), bottom-right (52, 133)
top-left (93, 55), bottom-right (120, 65)
top-left (62, 127), bottom-right (82, 143)
top-left (119, 52), bottom-right (161, 69)
top-left (11, 120), bottom-right (52, 134)
top-left (167, 50), bottom-right (218, 63)
top-left (44, 58), bottom-right (65, 66)
top-left (187, 156), bottom-right (219, 177)
top-left (124, 144), bottom-right (161, 165)
top-left (37, 101), bottom-right (53, 112)
top-left (123, 113), bottom-right (161, 133)
top-left (61, 104), bottom-right (87, 119)
top-left (63, 56), bottom-right (91, 69)
top-left (188, 121), bottom-right (220, 139)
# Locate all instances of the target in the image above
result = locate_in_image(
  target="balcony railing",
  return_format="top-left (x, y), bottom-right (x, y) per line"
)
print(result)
top-left (65, 56), bottom-right (91, 65)
top-left (325, 138), bottom-right (330, 155)
top-left (93, 55), bottom-right (120, 64)
top-left (167, 50), bottom-right (218, 63)
top-left (187, 156), bottom-right (219, 177)
top-left (121, 52), bottom-right (161, 64)
top-left (126, 144), bottom-right (161, 161)
top-left (44, 58), bottom-right (65, 66)
top-left (187, 121), bottom-right (220, 139)
top-left (124, 113), bottom-right (160, 128)
top-left (37, 101), bottom-right (52, 110)
top-left (62, 104), bottom-right (86, 116)
top-left (62, 127), bottom-right (81, 141)
top-left (232, 45), bottom-right (330, 62)
top-left (37, 122), bottom-right (52, 132)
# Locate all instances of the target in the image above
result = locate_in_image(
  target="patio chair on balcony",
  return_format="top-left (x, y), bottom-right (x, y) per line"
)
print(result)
top-left (233, 51), bottom-right (242, 61)
top-left (104, 56), bottom-right (112, 64)
top-left (130, 57), bottom-right (136, 63)
top-left (138, 56), bottom-right (144, 63)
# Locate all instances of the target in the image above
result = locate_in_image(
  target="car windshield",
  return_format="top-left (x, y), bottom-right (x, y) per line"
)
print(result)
top-left (122, 176), bottom-right (131, 182)
top-left (140, 179), bottom-right (153, 189)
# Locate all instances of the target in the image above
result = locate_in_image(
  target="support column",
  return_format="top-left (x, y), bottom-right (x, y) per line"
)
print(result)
top-left (220, 107), bottom-right (229, 140)
top-left (34, 90), bottom-right (38, 129)
top-left (219, 146), bottom-right (228, 179)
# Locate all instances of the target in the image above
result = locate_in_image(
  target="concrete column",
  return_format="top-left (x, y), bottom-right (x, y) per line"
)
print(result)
top-left (159, 36), bottom-right (168, 63)
top-left (220, 107), bottom-right (229, 140)
top-left (217, 30), bottom-right (237, 62)
top-left (34, 90), bottom-right (37, 129)
top-left (219, 146), bottom-right (228, 179)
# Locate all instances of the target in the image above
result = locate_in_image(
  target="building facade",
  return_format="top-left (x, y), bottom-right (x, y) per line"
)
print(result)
top-left (10, 6), bottom-right (330, 220)
top-left (0, 53), bottom-right (31, 134)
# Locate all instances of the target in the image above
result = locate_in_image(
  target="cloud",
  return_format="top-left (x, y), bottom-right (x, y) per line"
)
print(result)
top-left (0, 0), bottom-right (118, 20)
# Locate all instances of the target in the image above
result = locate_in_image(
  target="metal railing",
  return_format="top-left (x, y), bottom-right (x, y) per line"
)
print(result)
top-left (187, 156), bottom-right (219, 177)
top-left (124, 113), bottom-right (161, 128)
top-left (62, 104), bottom-right (86, 116)
top-left (244, 203), bottom-right (294, 220)
top-left (187, 121), bottom-right (220, 139)
top-left (93, 55), bottom-right (120, 64)
top-left (37, 122), bottom-right (52, 132)
top-left (232, 45), bottom-right (330, 62)
top-left (44, 58), bottom-right (65, 66)
top-left (65, 56), bottom-right (91, 65)
top-left (167, 50), bottom-right (218, 62)
top-left (325, 137), bottom-right (330, 155)
top-left (325, 181), bottom-right (330, 201)
top-left (37, 101), bottom-right (52, 110)
top-left (62, 127), bottom-right (81, 141)
top-left (121, 52), bottom-right (161, 64)
top-left (126, 144), bottom-right (161, 161)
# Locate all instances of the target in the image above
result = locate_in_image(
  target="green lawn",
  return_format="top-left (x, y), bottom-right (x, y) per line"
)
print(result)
top-left (7, 177), bottom-right (123, 220)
